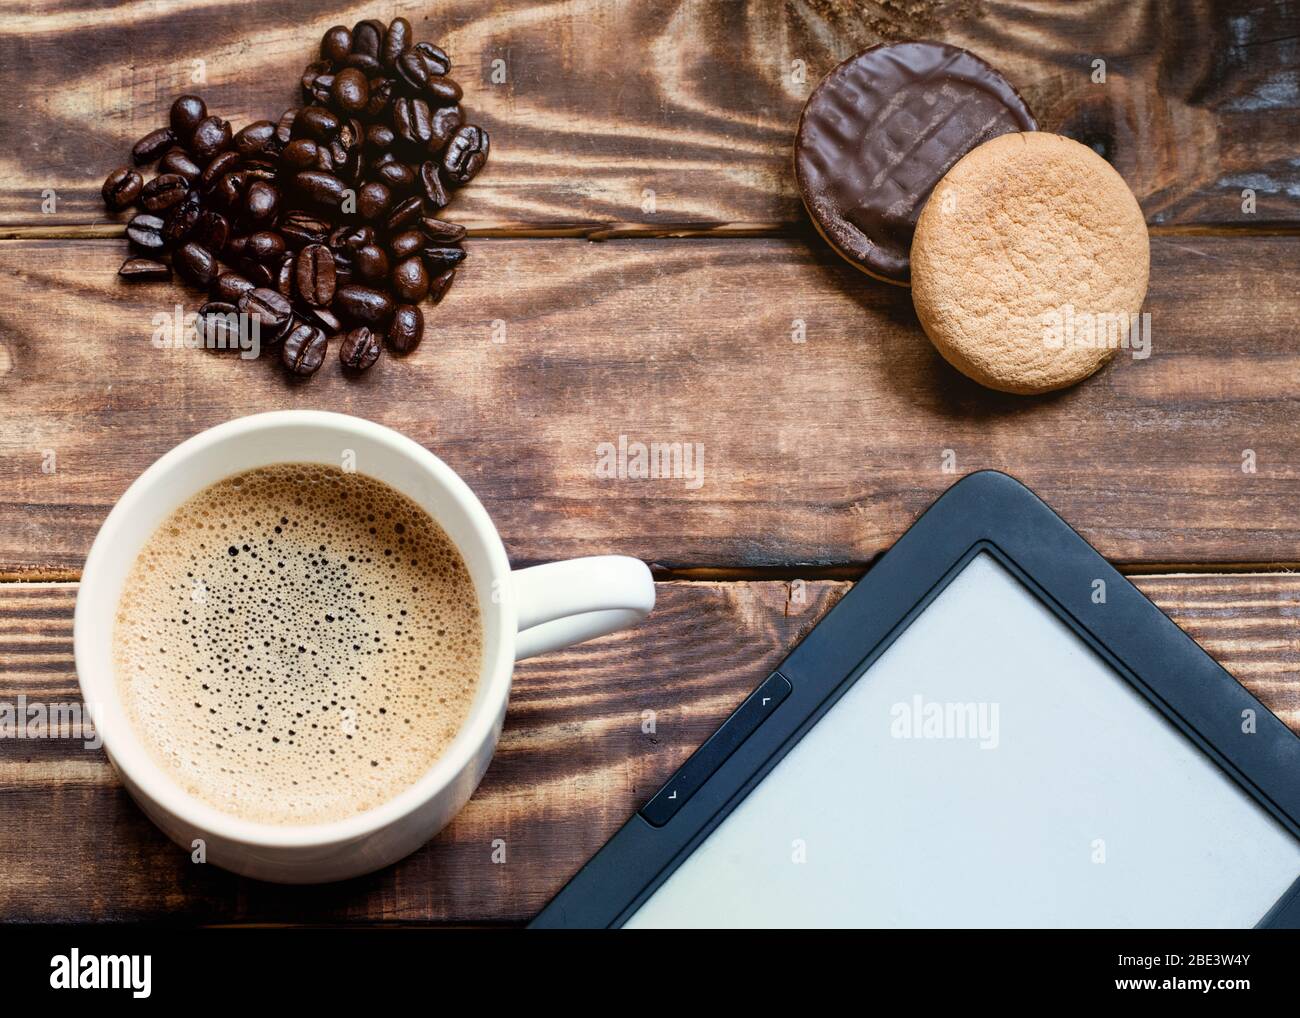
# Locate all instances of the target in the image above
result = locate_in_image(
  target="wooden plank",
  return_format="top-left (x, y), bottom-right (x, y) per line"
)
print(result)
top-left (1, 235), bottom-right (1299, 573)
top-left (1, 573), bottom-right (1297, 922)
top-left (0, 0), bottom-right (1296, 228)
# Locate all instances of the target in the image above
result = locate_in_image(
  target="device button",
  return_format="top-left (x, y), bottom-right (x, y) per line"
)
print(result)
top-left (640, 671), bottom-right (792, 827)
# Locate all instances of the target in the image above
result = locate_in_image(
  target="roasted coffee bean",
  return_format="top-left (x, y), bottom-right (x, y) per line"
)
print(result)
top-left (275, 253), bottom-right (296, 297)
top-left (329, 145), bottom-right (355, 183)
top-left (169, 95), bottom-right (207, 141)
top-left (307, 305), bottom-right (343, 333)
top-left (225, 234), bottom-right (248, 258)
top-left (301, 61), bottom-right (332, 101)
top-left (176, 242), bottom-right (217, 287)
top-left (212, 271), bottom-right (255, 303)
top-left (132, 127), bottom-right (175, 165)
top-left (344, 52), bottom-right (382, 75)
top-left (214, 170), bottom-right (247, 208)
top-left (352, 243), bottom-right (390, 281)
top-left (280, 211), bottom-right (330, 249)
top-left (159, 148), bottom-right (202, 183)
top-left (429, 105), bottom-right (462, 151)
top-left (102, 167), bottom-right (143, 210)
top-left (199, 149), bottom-right (241, 190)
top-left (428, 267), bottom-right (455, 305)
top-left (363, 77), bottom-right (393, 119)
top-left (339, 326), bottom-right (382, 373)
top-left (162, 190), bottom-right (202, 244)
top-left (419, 160), bottom-right (448, 208)
top-left (321, 25), bottom-right (353, 63)
top-left (331, 224), bottom-right (375, 252)
top-left (334, 283), bottom-right (394, 325)
top-left (365, 123), bottom-right (395, 153)
top-left (413, 42), bottom-right (451, 77)
top-left (239, 257), bottom-right (276, 289)
top-left (233, 120), bottom-right (278, 157)
top-left (196, 300), bottom-right (244, 350)
top-left (388, 228), bottom-right (425, 260)
top-left (275, 108), bottom-right (297, 145)
top-left (307, 72), bottom-right (335, 106)
top-left (245, 230), bottom-right (286, 261)
top-left (218, 169), bottom-right (254, 206)
top-left (243, 165), bottom-right (277, 185)
top-left (238, 286), bottom-right (293, 338)
top-left (391, 255), bottom-right (430, 302)
top-left (419, 216), bottom-right (467, 243)
top-left (426, 76), bottom-right (463, 106)
top-left (338, 114), bottom-right (363, 149)
top-left (422, 245), bottom-right (467, 271)
top-left (443, 125), bottom-right (489, 185)
top-left (381, 17), bottom-right (411, 68)
top-left (313, 146), bottom-right (336, 173)
top-left (295, 243), bottom-right (337, 306)
top-left (189, 116), bottom-right (233, 163)
top-left (296, 212), bottom-right (337, 240)
top-left (385, 195), bottom-right (424, 232)
top-left (395, 49), bottom-right (430, 91)
top-left (118, 257), bottom-right (171, 281)
top-left (351, 19), bottom-right (382, 59)
top-left (191, 209), bottom-right (231, 252)
top-left (243, 159), bottom-right (278, 180)
top-left (140, 173), bottom-right (190, 213)
top-left (372, 153), bottom-right (416, 191)
top-left (329, 125), bottom-right (363, 182)
top-left (242, 151), bottom-right (280, 172)
top-left (387, 303), bottom-right (423, 353)
top-left (294, 106), bottom-right (340, 143)
top-left (281, 138), bottom-right (319, 171)
top-left (126, 213), bottom-right (166, 250)
top-left (332, 68), bottom-right (369, 114)
top-left (244, 180), bottom-right (281, 225)
top-left (357, 180), bottom-right (392, 221)
top-left (295, 169), bottom-right (348, 209)
top-left (392, 96), bottom-right (433, 146)
top-left (281, 321), bottom-right (329, 376)
top-left (330, 243), bottom-right (356, 270)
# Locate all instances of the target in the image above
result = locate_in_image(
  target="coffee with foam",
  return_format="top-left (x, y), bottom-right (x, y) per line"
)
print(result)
top-left (113, 463), bottom-right (482, 826)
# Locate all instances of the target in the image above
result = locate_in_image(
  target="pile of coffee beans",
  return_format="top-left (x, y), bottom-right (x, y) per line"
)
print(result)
top-left (101, 17), bottom-right (489, 378)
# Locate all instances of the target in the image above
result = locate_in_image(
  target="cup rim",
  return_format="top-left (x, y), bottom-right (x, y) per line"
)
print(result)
top-left (74, 410), bottom-right (517, 849)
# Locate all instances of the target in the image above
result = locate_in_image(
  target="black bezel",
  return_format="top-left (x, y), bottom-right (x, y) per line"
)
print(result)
top-left (530, 471), bottom-right (1300, 929)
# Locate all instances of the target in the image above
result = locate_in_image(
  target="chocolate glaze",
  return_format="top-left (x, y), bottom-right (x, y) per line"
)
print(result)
top-left (796, 41), bottom-right (1036, 286)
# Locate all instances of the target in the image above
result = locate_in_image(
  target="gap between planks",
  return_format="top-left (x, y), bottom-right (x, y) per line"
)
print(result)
top-left (4, 565), bottom-right (1300, 585)
top-left (3, 223), bottom-right (1300, 243)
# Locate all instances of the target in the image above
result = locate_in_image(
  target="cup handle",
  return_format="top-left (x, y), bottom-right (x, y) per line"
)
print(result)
top-left (511, 556), bottom-right (655, 661)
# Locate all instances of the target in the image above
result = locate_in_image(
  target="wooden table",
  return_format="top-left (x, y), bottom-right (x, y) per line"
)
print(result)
top-left (1, 0), bottom-right (1297, 924)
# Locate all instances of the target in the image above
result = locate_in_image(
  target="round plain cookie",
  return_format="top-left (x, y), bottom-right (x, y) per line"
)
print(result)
top-left (795, 41), bottom-right (1036, 287)
top-left (910, 132), bottom-right (1149, 394)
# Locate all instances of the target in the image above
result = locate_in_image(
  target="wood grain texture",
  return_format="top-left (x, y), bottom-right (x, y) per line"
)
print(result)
top-left (0, 0), bottom-right (1295, 228)
top-left (1, 572), bottom-right (1298, 923)
top-left (1, 235), bottom-right (1299, 574)
top-left (0, 578), bottom-right (843, 923)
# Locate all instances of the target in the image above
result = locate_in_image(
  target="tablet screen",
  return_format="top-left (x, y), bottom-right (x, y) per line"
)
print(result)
top-left (625, 553), bottom-right (1300, 928)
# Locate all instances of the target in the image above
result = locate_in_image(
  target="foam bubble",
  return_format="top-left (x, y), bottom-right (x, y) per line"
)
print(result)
top-left (113, 463), bottom-right (482, 825)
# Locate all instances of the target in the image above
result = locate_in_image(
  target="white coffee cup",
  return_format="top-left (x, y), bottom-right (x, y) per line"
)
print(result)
top-left (74, 410), bottom-right (654, 883)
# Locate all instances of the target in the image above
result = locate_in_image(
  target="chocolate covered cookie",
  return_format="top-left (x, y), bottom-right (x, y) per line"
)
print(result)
top-left (795, 41), bottom-right (1036, 286)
